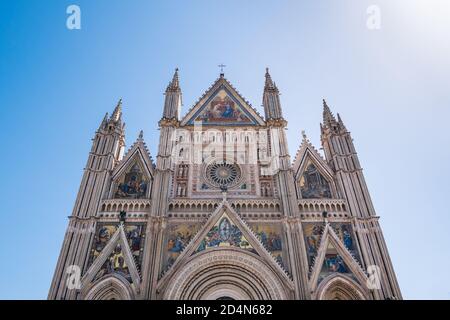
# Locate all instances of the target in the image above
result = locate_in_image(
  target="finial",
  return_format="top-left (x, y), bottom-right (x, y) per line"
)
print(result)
top-left (138, 130), bottom-right (144, 139)
top-left (218, 64), bottom-right (226, 77)
top-left (99, 112), bottom-right (108, 130)
top-left (301, 130), bottom-right (307, 140)
top-left (264, 67), bottom-right (275, 89)
top-left (336, 113), bottom-right (347, 130)
top-left (322, 98), bottom-right (336, 125)
top-left (168, 68), bottom-right (180, 90)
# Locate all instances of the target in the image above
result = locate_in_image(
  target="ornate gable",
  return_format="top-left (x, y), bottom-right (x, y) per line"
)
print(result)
top-left (195, 212), bottom-right (254, 253)
top-left (293, 132), bottom-right (335, 199)
top-left (157, 200), bottom-right (292, 291)
top-left (82, 223), bottom-right (143, 288)
top-left (306, 223), bottom-right (368, 292)
top-left (180, 76), bottom-right (265, 126)
top-left (112, 132), bottom-right (154, 199)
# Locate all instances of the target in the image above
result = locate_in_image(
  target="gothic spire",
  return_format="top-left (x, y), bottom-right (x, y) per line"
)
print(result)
top-left (263, 68), bottom-right (283, 121)
top-left (337, 113), bottom-right (347, 131)
top-left (166, 68), bottom-right (180, 91)
top-left (265, 68), bottom-right (275, 90)
top-left (98, 112), bottom-right (108, 130)
top-left (111, 98), bottom-right (122, 122)
top-left (162, 68), bottom-right (182, 120)
top-left (322, 99), bottom-right (337, 127)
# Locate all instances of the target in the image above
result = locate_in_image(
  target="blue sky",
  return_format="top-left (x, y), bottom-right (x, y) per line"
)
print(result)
top-left (0, 0), bottom-right (449, 299)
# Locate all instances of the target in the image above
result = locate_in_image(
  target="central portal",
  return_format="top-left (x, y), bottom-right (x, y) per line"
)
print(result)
top-left (161, 248), bottom-right (291, 300)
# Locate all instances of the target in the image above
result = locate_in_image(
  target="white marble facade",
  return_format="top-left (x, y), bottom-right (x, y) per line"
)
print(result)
top-left (48, 69), bottom-right (401, 300)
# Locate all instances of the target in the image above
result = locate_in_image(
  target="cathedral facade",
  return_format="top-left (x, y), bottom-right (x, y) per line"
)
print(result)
top-left (49, 69), bottom-right (401, 300)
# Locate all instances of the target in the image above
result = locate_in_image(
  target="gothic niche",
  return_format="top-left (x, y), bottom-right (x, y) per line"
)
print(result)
top-left (115, 163), bottom-right (148, 199)
top-left (299, 161), bottom-right (331, 199)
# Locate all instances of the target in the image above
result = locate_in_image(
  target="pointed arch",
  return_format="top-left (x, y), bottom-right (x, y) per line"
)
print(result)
top-left (315, 274), bottom-right (369, 300)
top-left (83, 274), bottom-right (135, 300)
top-left (161, 248), bottom-right (292, 300)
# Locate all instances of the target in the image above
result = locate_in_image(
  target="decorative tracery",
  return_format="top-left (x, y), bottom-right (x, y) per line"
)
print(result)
top-left (205, 162), bottom-right (241, 188)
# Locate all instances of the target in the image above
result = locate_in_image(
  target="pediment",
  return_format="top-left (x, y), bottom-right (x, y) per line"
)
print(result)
top-left (194, 212), bottom-right (255, 254)
top-left (180, 76), bottom-right (265, 126)
top-left (82, 223), bottom-right (142, 288)
top-left (112, 135), bottom-right (154, 182)
top-left (157, 201), bottom-right (291, 290)
top-left (293, 138), bottom-right (333, 181)
top-left (308, 223), bottom-right (368, 292)
top-left (293, 136), bottom-right (336, 199)
top-left (111, 135), bottom-right (154, 199)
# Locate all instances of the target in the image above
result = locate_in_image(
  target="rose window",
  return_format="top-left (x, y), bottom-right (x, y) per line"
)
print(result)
top-left (205, 162), bottom-right (241, 188)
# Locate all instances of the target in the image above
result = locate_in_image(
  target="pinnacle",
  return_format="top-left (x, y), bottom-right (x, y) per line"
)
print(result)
top-left (264, 67), bottom-right (275, 89)
top-left (322, 98), bottom-right (336, 125)
top-left (167, 68), bottom-right (180, 90)
top-left (301, 130), bottom-right (308, 141)
top-left (111, 98), bottom-right (122, 122)
top-left (98, 112), bottom-right (108, 130)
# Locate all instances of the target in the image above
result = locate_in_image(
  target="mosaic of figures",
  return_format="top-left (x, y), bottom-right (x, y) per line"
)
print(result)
top-left (299, 160), bottom-right (331, 199)
top-left (115, 162), bottom-right (149, 199)
top-left (196, 215), bottom-right (254, 253)
top-left (318, 242), bottom-right (352, 284)
top-left (89, 223), bottom-right (146, 282)
top-left (303, 222), bottom-right (360, 283)
top-left (250, 223), bottom-right (284, 268)
top-left (303, 223), bottom-right (325, 269)
top-left (94, 243), bottom-right (131, 282)
top-left (194, 90), bottom-right (252, 124)
top-left (164, 223), bottom-right (201, 269)
top-left (90, 225), bottom-right (118, 261)
top-left (330, 222), bottom-right (360, 262)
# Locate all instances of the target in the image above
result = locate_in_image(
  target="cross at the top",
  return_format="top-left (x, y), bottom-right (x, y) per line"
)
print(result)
top-left (218, 64), bottom-right (226, 76)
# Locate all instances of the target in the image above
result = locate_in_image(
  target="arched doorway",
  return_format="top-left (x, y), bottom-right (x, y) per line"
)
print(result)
top-left (315, 274), bottom-right (368, 300)
top-left (83, 275), bottom-right (135, 300)
top-left (162, 248), bottom-right (291, 300)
